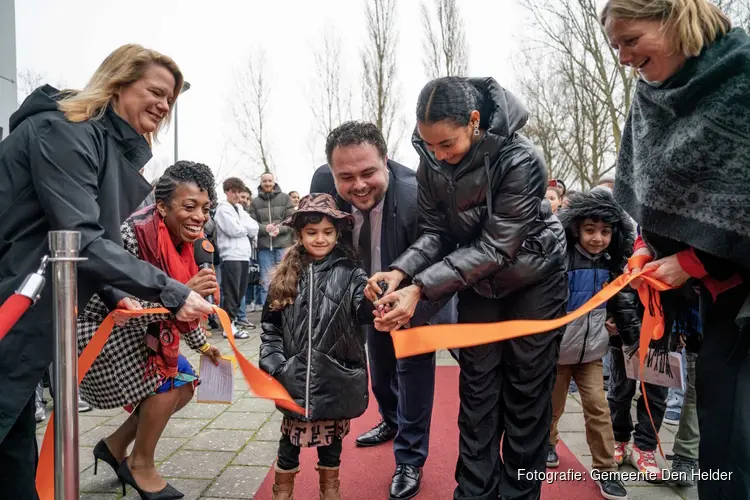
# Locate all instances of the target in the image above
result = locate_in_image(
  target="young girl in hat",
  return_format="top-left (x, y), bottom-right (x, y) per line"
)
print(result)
top-left (259, 193), bottom-right (375, 500)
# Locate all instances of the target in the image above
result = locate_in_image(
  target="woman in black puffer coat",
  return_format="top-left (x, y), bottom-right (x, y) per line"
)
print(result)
top-left (368, 76), bottom-right (568, 500)
top-left (259, 193), bottom-right (374, 499)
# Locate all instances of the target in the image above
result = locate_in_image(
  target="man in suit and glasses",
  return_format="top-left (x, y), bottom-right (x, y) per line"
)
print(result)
top-left (311, 121), bottom-right (456, 500)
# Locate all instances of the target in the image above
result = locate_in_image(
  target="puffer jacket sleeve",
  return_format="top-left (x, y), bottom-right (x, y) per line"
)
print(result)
top-left (390, 161), bottom-right (459, 279)
top-left (259, 302), bottom-right (286, 376)
top-left (607, 285), bottom-right (641, 346)
top-left (351, 268), bottom-right (375, 325)
top-left (411, 150), bottom-right (542, 302)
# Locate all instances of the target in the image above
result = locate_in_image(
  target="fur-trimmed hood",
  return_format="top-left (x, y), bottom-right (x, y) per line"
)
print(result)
top-left (557, 188), bottom-right (635, 272)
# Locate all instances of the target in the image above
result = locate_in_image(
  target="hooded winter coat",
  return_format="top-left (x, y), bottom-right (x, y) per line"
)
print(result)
top-left (0, 85), bottom-right (190, 440)
top-left (247, 184), bottom-right (295, 250)
top-left (391, 77), bottom-right (567, 301)
top-left (556, 189), bottom-right (641, 364)
top-left (259, 247), bottom-right (373, 421)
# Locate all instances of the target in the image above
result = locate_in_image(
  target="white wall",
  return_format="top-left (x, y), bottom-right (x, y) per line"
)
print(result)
top-left (0, 0), bottom-right (18, 140)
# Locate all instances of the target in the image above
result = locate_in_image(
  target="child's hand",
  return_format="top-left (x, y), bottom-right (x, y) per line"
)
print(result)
top-left (365, 270), bottom-right (405, 302)
top-left (605, 318), bottom-right (618, 335)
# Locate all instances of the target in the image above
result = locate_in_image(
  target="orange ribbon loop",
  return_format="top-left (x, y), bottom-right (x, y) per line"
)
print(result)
top-left (36, 305), bottom-right (302, 499)
top-left (391, 254), bottom-right (673, 457)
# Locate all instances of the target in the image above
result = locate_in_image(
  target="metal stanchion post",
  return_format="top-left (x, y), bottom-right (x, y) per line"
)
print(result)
top-left (49, 231), bottom-right (85, 500)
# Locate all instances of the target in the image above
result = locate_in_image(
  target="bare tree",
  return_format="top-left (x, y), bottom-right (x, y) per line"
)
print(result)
top-left (17, 69), bottom-right (66, 105)
top-left (232, 48), bottom-right (274, 175)
top-left (518, 0), bottom-right (632, 189)
top-left (361, 0), bottom-right (404, 156)
top-left (212, 140), bottom-right (241, 185)
top-left (715, 0), bottom-right (750, 30)
top-left (421, 0), bottom-right (469, 79)
top-left (516, 52), bottom-right (577, 185)
top-left (310, 31), bottom-right (352, 143)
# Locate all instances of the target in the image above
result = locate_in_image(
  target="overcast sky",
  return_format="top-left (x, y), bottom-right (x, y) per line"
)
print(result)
top-left (15, 0), bottom-right (531, 199)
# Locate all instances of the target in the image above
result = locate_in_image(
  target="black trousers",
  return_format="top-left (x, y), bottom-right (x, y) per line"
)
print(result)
top-left (696, 284), bottom-right (750, 499)
top-left (607, 346), bottom-right (668, 451)
top-left (220, 260), bottom-right (249, 322)
top-left (276, 434), bottom-right (342, 470)
top-left (0, 391), bottom-right (39, 500)
top-left (366, 325), bottom-right (436, 467)
top-left (453, 272), bottom-right (566, 500)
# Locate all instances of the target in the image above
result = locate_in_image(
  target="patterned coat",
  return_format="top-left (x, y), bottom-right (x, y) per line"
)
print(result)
top-left (77, 220), bottom-right (207, 409)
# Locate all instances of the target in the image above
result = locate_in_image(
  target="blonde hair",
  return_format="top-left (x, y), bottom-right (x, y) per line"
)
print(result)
top-left (57, 44), bottom-right (184, 143)
top-left (600, 0), bottom-right (732, 58)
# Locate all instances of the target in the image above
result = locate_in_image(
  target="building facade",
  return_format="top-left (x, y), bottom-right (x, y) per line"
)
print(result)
top-left (0, 0), bottom-right (18, 140)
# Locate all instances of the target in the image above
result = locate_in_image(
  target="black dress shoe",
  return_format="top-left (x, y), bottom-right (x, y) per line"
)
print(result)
top-left (389, 464), bottom-right (421, 500)
top-left (355, 420), bottom-right (397, 447)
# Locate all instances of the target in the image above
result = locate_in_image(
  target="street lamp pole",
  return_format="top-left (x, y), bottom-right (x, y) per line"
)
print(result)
top-left (174, 80), bottom-right (191, 162)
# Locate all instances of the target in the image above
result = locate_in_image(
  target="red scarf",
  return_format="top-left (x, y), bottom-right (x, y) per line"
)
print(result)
top-left (131, 208), bottom-right (199, 380)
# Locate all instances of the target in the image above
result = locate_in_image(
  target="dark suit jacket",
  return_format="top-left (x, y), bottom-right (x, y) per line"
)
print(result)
top-left (310, 160), bottom-right (457, 327)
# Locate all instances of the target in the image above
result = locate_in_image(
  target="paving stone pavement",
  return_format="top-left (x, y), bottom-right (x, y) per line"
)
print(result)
top-left (34, 311), bottom-right (697, 499)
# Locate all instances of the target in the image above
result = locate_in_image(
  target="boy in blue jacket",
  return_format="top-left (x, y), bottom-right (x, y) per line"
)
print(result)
top-left (547, 189), bottom-right (640, 500)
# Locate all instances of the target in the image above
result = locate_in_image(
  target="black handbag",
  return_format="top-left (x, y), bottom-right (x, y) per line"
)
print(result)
top-left (248, 263), bottom-right (261, 285)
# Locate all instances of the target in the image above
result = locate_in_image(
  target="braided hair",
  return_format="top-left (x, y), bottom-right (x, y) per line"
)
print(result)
top-left (154, 161), bottom-right (217, 207)
top-left (416, 76), bottom-right (484, 127)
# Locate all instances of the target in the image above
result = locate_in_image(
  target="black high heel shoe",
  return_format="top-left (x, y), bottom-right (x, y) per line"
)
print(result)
top-left (93, 440), bottom-right (119, 476)
top-left (117, 459), bottom-right (184, 500)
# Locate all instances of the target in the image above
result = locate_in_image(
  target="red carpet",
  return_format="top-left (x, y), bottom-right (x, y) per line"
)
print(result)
top-left (255, 366), bottom-right (600, 499)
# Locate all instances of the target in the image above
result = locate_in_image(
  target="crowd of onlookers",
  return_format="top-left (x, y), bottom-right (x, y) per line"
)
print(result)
top-left (203, 173), bottom-right (300, 338)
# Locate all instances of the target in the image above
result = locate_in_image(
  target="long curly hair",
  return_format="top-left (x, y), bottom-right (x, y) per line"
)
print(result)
top-left (557, 188), bottom-right (635, 273)
top-left (267, 212), bottom-right (357, 311)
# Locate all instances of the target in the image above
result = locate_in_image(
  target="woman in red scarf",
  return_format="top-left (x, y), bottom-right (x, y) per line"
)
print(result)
top-left (77, 161), bottom-right (222, 500)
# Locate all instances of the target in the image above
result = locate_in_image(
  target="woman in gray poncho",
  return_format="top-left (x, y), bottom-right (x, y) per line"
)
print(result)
top-left (601, 0), bottom-right (750, 498)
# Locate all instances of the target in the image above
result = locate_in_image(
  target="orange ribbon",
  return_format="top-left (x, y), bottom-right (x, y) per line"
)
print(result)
top-left (391, 254), bottom-right (673, 456)
top-left (36, 305), bottom-right (303, 499)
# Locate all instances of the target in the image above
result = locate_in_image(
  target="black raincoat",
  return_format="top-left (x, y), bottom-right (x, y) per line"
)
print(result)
top-left (0, 86), bottom-right (191, 445)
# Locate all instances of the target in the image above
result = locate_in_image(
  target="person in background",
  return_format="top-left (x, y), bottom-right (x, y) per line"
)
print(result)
top-left (247, 172), bottom-right (295, 305)
top-left (546, 179), bottom-right (565, 214)
top-left (665, 297), bottom-right (702, 488)
top-left (368, 77), bottom-right (567, 500)
top-left (78, 161), bottom-right (222, 500)
top-left (235, 186), bottom-right (257, 328)
top-left (597, 176), bottom-right (615, 191)
top-left (561, 189), bottom-right (580, 210)
top-left (214, 177), bottom-right (259, 339)
top-left (602, 0), bottom-right (750, 496)
top-left (34, 368), bottom-right (92, 423)
top-left (0, 43), bottom-right (213, 500)
top-left (288, 190), bottom-right (300, 210)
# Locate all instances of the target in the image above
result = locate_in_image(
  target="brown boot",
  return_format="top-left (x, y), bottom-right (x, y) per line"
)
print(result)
top-left (317, 465), bottom-right (341, 500)
top-left (271, 465), bottom-right (298, 500)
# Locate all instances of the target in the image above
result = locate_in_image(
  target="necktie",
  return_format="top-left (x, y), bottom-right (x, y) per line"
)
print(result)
top-left (358, 210), bottom-right (372, 275)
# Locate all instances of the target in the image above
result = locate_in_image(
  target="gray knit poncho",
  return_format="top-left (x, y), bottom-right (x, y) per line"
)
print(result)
top-left (614, 28), bottom-right (750, 269)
